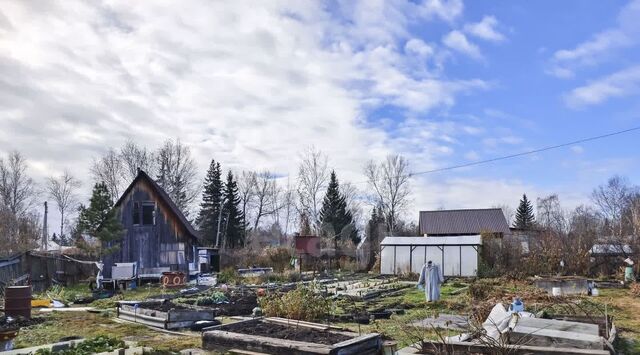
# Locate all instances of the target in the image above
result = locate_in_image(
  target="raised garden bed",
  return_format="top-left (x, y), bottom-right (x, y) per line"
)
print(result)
top-left (116, 300), bottom-right (214, 329)
top-left (203, 317), bottom-right (381, 354)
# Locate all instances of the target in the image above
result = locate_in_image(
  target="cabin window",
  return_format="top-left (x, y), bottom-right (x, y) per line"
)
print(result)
top-left (132, 202), bottom-right (140, 225)
top-left (159, 243), bottom-right (185, 265)
top-left (142, 202), bottom-right (155, 225)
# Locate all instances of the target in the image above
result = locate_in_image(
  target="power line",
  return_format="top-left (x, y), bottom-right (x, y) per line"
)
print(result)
top-left (407, 125), bottom-right (640, 177)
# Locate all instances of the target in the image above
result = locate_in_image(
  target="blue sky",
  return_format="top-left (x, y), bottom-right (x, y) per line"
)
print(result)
top-left (0, 0), bottom-right (639, 225)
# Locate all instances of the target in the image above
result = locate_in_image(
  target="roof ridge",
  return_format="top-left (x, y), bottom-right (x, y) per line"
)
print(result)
top-left (420, 208), bottom-right (502, 213)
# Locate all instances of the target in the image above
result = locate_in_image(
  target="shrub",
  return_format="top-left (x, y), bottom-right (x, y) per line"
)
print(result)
top-left (217, 267), bottom-right (240, 285)
top-left (259, 284), bottom-right (330, 321)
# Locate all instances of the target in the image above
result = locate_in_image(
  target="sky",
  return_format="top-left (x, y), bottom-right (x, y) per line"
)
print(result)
top-left (1, 0), bottom-right (640, 226)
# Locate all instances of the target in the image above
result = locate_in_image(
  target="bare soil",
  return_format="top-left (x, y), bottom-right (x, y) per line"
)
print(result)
top-left (138, 301), bottom-right (191, 312)
top-left (0, 316), bottom-right (46, 332)
top-left (213, 293), bottom-right (258, 316)
top-left (221, 321), bottom-right (352, 345)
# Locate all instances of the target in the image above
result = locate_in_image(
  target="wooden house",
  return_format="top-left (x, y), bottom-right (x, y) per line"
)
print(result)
top-left (102, 169), bottom-right (199, 279)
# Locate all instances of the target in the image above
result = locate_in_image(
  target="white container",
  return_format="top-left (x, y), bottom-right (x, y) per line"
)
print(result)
top-left (551, 287), bottom-right (562, 297)
top-left (591, 288), bottom-right (599, 297)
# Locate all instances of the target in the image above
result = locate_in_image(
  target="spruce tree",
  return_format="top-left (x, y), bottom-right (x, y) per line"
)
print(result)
top-left (318, 171), bottom-right (358, 249)
top-left (222, 171), bottom-right (244, 248)
top-left (196, 159), bottom-right (224, 246)
top-left (514, 194), bottom-right (536, 229)
top-left (75, 182), bottom-right (124, 258)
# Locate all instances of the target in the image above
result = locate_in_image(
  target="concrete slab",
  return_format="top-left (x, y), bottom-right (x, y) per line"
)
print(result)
top-left (410, 314), bottom-right (470, 331)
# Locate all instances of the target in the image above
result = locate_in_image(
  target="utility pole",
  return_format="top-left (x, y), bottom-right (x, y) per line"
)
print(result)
top-left (42, 201), bottom-right (48, 251)
top-left (215, 198), bottom-right (228, 249)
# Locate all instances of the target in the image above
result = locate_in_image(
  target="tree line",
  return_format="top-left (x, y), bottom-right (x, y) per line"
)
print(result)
top-left (0, 141), bottom-right (416, 256)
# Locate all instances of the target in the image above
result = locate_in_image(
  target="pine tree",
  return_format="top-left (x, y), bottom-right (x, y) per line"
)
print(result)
top-left (222, 171), bottom-right (244, 248)
top-left (75, 182), bottom-right (124, 258)
top-left (195, 160), bottom-right (223, 246)
top-left (514, 194), bottom-right (536, 229)
top-left (318, 171), bottom-right (358, 249)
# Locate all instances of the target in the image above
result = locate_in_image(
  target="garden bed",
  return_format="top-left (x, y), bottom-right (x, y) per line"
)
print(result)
top-left (203, 318), bottom-right (381, 354)
top-left (116, 300), bottom-right (214, 329)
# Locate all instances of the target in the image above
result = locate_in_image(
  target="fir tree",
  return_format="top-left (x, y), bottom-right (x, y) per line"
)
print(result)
top-left (514, 194), bottom-right (536, 229)
top-left (318, 171), bottom-right (358, 248)
top-left (195, 159), bottom-right (224, 246)
top-left (222, 171), bottom-right (244, 248)
top-left (75, 182), bottom-right (124, 258)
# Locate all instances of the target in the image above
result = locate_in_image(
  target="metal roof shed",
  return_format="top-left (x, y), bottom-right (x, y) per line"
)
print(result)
top-left (380, 236), bottom-right (482, 277)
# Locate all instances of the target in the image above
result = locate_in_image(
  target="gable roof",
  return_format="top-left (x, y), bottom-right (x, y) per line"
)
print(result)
top-left (419, 208), bottom-right (510, 235)
top-left (114, 169), bottom-right (199, 240)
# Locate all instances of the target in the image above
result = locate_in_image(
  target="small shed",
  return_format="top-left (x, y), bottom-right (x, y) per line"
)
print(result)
top-left (380, 235), bottom-right (482, 277)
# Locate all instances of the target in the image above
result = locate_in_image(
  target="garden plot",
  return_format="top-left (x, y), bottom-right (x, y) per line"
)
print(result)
top-left (202, 317), bottom-right (381, 354)
top-left (323, 277), bottom-right (412, 300)
top-left (116, 300), bottom-right (215, 329)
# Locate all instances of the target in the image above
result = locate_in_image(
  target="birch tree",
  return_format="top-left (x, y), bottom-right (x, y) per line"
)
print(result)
top-left (364, 154), bottom-right (411, 233)
top-left (297, 147), bottom-right (329, 231)
top-left (120, 140), bottom-right (156, 180)
top-left (46, 170), bottom-right (81, 238)
top-left (90, 148), bottom-right (124, 203)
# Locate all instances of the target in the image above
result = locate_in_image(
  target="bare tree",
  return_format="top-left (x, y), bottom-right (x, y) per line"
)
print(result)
top-left (46, 170), bottom-right (81, 238)
top-left (0, 151), bottom-right (36, 216)
top-left (120, 140), bottom-right (157, 180)
top-left (252, 171), bottom-right (280, 231)
top-left (592, 175), bottom-right (633, 237)
top-left (493, 204), bottom-right (514, 226)
top-left (237, 171), bottom-right (257, 230)
top-left (91, 148), bottom-right (124, 202)
top-left (297, 146), bottom-right (329, 231)
top-left (536, 194), bottom-right (567, 233)
top-left (0, 151), bottom-right (39, 253)
top-left (156, 139), bottom-right (199, 213)
top-left (341, 181), bottom-right (363, 234)
top-left (276, 178), bottom-right (296, 236)
top-left (364, 154), bottom-right (411, 233)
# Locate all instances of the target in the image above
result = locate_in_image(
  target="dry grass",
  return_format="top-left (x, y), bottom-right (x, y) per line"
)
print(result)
top-left (14, 311), bottom-right (201, 352)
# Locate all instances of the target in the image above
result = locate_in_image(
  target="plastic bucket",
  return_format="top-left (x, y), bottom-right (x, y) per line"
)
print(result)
top-left (551, 287), bottom-right (562, 297)
top-left (591, 288), bottom-right (599, 297)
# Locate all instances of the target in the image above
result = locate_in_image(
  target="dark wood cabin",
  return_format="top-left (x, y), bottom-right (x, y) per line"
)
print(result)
top-left (102, 169), bottom-right (199, 279)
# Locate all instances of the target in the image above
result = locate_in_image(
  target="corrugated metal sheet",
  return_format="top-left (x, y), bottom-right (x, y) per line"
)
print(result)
top-left (380, 235), bottom-right (482, 246)
top-left (419, 208), bottom-right (510, 235)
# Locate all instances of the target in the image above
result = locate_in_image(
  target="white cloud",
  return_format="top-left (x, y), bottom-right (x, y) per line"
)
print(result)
top-left (564, 65), bottom-right (640, 108)
top-left (571, 146), bottom-right (585, 154)
top-left (405, 38), bottom-right (434, 58)
top-left (548, 0), bottom-right (640, 78)
top-left (0, 0), bottom-right (497, 224)
top-left (464, 16), bottom-right (505, 42)
top-left (419, 0), bottom-right (464, 22)
top-left (442, 30), bottom-right (482, 59)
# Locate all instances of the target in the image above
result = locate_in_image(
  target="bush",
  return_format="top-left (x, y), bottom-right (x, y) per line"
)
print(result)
top-left (217, 267), bottom-right (240, 285)
top-left (259, 284), bottom-right (330, 321)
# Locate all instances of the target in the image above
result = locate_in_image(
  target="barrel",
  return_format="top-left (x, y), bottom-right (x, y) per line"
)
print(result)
top-left (4, 286), bottom-right (32, 319)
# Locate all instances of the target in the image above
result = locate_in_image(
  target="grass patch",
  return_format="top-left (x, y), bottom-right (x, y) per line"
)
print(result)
top-left (14, 312), bottom-right (200, 352)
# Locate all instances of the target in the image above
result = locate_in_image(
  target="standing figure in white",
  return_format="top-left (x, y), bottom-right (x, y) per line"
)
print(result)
top-left (417, 260), bottom-right (443, 302)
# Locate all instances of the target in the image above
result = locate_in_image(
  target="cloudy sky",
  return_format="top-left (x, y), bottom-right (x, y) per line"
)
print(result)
top-left (1, 0), bottom-right (640, 223)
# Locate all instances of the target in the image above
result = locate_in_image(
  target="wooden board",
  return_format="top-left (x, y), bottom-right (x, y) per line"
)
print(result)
top-left (416, 340), bottom-right (610, 355)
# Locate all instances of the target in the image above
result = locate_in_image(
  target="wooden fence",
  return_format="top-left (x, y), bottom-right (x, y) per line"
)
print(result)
top-left (0, 251), bottom-right (96, 296)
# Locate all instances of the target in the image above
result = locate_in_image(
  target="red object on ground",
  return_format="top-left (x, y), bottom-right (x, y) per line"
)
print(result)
top-left (161, 271), bottom-right (187, 288)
